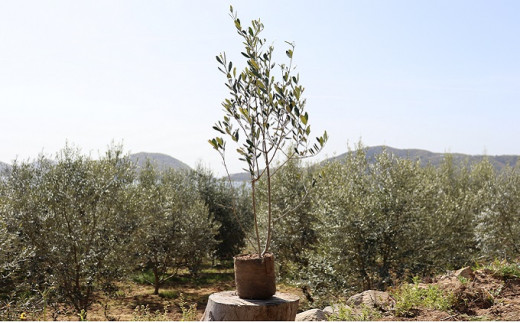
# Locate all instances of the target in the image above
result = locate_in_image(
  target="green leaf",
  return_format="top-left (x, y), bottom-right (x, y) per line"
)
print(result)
top-left (275, 84), bottom-right (284, 96)
top-left (249, 59), bottom-right (259, 70)
top-left (256, 80), bottom-right (265, 90)
top-left (300, 113), bottom-right (308, 125)
top-left (286, 49), bottom-right (293, 58)
top-left (216, 55), bottom-right (223, 64)
top-left (213, 126), bottom-right (225, 134)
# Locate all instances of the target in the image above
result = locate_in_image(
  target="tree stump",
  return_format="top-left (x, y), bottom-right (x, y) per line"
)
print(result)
top-left (202, 291), bottom-right (299, 321)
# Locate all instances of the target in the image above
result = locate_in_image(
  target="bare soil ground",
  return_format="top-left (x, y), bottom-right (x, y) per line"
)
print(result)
top-left (44, 267), bottom-right (304, 321)
top-left (35, 265), bottom-right (520, 321)
top-left (380, 268), bottom-right (520, 321)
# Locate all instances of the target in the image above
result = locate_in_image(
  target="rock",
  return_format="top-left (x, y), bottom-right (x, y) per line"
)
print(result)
top-left (347, 290), bottom-right (394, 310)
top-left (323, 304), bottom-right (342, 315)
top-left (417, 283), bottom-right (430, 289)
top-left (455, 266), bottom-right (474, 280)
top-left (323, 304), bottom-right (353, 318)
top-left (295, 309), bottom-right (327, 321)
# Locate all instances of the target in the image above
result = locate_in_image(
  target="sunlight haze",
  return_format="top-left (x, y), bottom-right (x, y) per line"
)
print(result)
top-left (1, 0), bottom-right (519, 175)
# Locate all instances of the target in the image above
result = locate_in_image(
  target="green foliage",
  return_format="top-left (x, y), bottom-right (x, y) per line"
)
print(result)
top-left (210, 7), bottom-right (327, 256)
top-left (457, 276), bottom-right (470, 285)
top-left (327, 304), bottom-right (382, 321)
top-left (178, 293), bottom-right (197, 321)
top-left (257, 157), bottom-right (318, 279)
top-left (78, 309), bottom-right (87, 321)
top-left (190, 166), bottom-right (253, 261)
top-left (392, 279), bottom-right (455, 317)
top-left (476, 165), bottom-right (520, 260)
top-left (132, 161), bottom-right (219, 294)
top-left (132, 303), bottom-right (170, 321)
top-left (1, 144), bottom-right (137, 316)
top-left (293, 143), bottom-right (520, 303)
top-left (484, 260), bottom-right (520, 279)
top-left (2, 134), bottom-right (520, 317)
top-left (159, 290), bottom-right (179, 299)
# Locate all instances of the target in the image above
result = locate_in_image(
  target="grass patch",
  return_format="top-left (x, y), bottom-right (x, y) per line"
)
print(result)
top-left (328, 304), bottom-right (382, 321)
top-left (131, 270), bottom-right (155, 285)
top-left (177, 293), bottom-right (198, 321)
top-left (169, 271), bottom-right (234, 286)
top-left (391, 278), bottom-right (455, 317)
top-left (132, 304), bottom-right (170, 321)
top-left (485, 260), bottom-right (520, 279)
top-left (158, 290), bottom-right (179, 299)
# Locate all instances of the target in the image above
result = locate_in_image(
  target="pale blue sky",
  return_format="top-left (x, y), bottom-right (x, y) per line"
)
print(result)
top-left (1, 0), bottom-right (519, 174)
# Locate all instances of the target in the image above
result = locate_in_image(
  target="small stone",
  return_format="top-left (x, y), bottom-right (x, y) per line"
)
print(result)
top-left (455, 267), bottom-right (474, 280)
top-left (295, 309), bottom-right (327, 321)
top-left (347, 290), bottom-right (394, 310)
top-left (322, 304), bottom-right (343, 315)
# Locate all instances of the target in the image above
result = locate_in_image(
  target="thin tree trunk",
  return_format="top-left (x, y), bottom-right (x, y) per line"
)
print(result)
top-left (153, 266), bottom-right (160, 295)
top-left (251, 180), bottom-right (261, 255)
top-left (262, 163), bottom-right (272, 256)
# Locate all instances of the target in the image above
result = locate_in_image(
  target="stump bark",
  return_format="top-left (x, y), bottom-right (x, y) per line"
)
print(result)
top-left (201, 291), bottom-right (299, 321)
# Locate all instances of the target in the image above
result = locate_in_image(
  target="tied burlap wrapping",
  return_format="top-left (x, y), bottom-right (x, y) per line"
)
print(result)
top-left (234, 253), bottom-right (276, 299)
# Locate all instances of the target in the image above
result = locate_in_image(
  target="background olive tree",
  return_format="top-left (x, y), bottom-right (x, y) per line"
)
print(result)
top-left (1, 145), bottom-right (137, 316)
top-left (289, 145), bottom-right (515, 305)
top-left (190, 166), bottom-right (253, 261)
top-left (133, 161), bottom-right (219, 295)
top-left (476, 164), bottom-right (520, 260)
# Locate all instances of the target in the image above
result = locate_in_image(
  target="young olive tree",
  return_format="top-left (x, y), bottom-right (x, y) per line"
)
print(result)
top-left (210, 7), bottom-right (327, 256)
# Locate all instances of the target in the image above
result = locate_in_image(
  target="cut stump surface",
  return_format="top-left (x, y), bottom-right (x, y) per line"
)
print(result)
top-left (201, 291), bottom-right (299, 321)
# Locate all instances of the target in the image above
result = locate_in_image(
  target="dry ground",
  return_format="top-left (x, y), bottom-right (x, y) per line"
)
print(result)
top-left (379, 267), bottom-right (520, 321)
top-left (33, 264), bottom-right (520, 321)
top-left (43, 267), bottom-right (304, 321)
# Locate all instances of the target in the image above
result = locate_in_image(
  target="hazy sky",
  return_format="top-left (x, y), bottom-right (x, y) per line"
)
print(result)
top-left (1, 0), bottom-right (519, 174)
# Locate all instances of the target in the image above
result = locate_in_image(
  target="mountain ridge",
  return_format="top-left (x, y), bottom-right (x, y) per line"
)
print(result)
top-left (228, 146), bottom-right (520, 181)
top-left (129, 152), bottom-right (191, 172)
top-left (1, 146), bottom-right (518, 177)
top-left (331, 146), bottom-right (519, 170)
top-left (0, 161), bottom-right (9, 172)
top-left (0, 153), bottom-right (191, 173)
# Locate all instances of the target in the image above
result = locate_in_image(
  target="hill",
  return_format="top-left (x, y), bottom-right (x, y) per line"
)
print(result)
top-left (0, 154), bottom-right (190, 174)
top-left (0, 161), bottom-right (9, 173)
top-left (331, 146), bottom-right (519, 171)
top-left (228, 146), bottom-right (520, 181)
top-left (129, 152), bottom-right (191, 172)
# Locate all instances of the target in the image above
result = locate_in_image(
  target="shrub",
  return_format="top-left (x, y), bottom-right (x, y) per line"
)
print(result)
top-left (391, 278), bottom-right (455, 317)
top-left (328, 303), bottom-right (382, 321)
